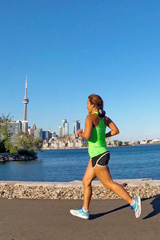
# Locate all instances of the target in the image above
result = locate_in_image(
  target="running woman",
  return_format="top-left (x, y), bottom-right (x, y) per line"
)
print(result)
top-left (70, 94), bottom-right (141, 219)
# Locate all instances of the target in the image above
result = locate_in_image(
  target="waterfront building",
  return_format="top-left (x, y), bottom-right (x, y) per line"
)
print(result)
top-left (34, 128), bottom-right (43, 139)
top-left (73, 120), bottom-right (80, 134)
top-left (150, 138), bottom-right (160, 144)
top-left (75, 139), bottom-right (84, 148)
top-left (105, 137), bottom-right (111, 146)
top-left (68, 140), bottom-right (74, 148)
top-left (140, 140), bottom-right (148, 144)
top-left (52, 132), bottom-right (58, 138)
top-left (42, 131), bottom-right (52, 141)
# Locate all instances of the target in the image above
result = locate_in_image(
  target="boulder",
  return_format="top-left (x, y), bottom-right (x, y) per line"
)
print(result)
top-left (0, 153), bottom-right (36, 162)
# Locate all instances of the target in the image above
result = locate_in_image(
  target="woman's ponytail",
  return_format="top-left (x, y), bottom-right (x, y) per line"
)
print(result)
top-left (98, 107), bottom-right (106, 118)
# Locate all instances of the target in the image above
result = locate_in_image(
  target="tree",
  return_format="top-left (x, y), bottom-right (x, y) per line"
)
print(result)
top-left (14, 132), bottom-right (42, 154)
top-left (0, 114), bottom-right (14, 153)
top-left (0, 140), bottom-right (6, 153)
top-left (0, 114), bottom-right (42, 156)
top-left (117, 141), bottom-right (123, 147)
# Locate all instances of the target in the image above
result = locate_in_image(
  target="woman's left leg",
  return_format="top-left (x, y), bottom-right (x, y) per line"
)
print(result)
top-left (94, 165), bottom-right (132, 204)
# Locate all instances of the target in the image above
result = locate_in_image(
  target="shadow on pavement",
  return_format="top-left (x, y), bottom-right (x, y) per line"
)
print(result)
top-left (143, 195), bottom-right (160, 220)
top-left (89, 203), bottom-right (129, 220)
top-left (89, 196), bottom-right (160, 220)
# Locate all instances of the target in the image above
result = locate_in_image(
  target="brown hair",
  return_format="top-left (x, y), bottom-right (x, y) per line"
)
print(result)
top-left (88, 94), bottom-right (106, 118)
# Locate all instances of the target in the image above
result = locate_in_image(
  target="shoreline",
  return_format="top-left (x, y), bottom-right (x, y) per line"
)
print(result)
top-left (0, 179), bottom-right (160, 200)
top-left (41, 143), bottom-right (160, 150)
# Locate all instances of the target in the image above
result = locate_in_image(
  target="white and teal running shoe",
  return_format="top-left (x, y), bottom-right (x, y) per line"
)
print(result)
top-left (131, 196), bottom-right (141, 218)
top-left (70, 207), bottom-right (89, 219)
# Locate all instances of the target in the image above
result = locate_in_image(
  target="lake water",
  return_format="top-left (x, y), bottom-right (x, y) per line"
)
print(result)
top-left (0, 144), bottom-right (160, 182)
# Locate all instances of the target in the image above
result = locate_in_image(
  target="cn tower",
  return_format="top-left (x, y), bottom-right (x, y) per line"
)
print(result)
top-left (23, 76), bottom-right (29, 121)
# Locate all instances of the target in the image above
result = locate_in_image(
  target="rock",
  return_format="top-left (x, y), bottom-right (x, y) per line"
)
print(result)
top-left (0, 182), bottom-right (160, 200)
top-left (0, 153), bottom-right (36, 162)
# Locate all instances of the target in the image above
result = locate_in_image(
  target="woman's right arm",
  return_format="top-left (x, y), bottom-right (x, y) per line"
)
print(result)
top-left (105, 117), bottom-right (120, 138)
top-left (76, 115), bottom-right (93, 140)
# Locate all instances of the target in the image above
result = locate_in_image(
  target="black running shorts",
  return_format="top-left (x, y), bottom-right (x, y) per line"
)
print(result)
top-left (91, 151), bottom-right (110, 168)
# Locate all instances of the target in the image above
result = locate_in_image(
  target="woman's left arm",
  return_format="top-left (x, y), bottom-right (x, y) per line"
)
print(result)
top-left (105, 117), bottom-right (120, 138)
top-left (76, 115), bottom-right (93, 140)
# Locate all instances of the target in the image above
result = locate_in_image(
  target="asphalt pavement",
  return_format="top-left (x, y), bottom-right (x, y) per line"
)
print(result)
top-left (0, 196), bottom-right (160, 240)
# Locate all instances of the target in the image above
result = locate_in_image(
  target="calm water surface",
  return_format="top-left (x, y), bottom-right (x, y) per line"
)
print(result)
top-left (0, 144), bottom-right (160, 182)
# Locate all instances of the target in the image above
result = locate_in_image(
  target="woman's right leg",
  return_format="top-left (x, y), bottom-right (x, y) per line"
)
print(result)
top-left (82, 159), bottom-right (96, 210)
top-left (70, 159), bottom-right (96, 219)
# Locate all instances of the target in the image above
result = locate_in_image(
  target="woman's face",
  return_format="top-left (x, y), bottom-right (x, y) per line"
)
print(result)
top-left (87, 99), bottom-right (94, 114)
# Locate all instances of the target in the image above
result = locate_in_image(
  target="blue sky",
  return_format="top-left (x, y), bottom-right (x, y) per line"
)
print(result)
top-left (0, 0), bottom-right (160, 141)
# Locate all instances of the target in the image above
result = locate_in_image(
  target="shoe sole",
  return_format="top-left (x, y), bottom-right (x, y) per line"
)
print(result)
top-left (70, 210), bottom-right (89, 219)
top-left (135, 196), bottom-right (141, 218)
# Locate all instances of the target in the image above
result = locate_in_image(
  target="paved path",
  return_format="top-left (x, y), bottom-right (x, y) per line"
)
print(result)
top-left (0, 197), bottom-right (159, 240)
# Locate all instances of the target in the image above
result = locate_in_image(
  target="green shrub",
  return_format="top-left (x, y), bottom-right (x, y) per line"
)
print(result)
top-left (0, 140), bottom-right (7, 153)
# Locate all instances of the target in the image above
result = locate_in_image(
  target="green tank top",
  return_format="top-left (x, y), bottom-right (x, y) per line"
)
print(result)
top-left (88, 112), bottom-right (109, 158)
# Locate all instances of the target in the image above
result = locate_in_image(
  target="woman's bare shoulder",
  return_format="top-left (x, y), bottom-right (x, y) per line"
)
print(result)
top-left (85, 114), bottom-right (94, 122)
top-left (86, 114), bottom-right (99, 126)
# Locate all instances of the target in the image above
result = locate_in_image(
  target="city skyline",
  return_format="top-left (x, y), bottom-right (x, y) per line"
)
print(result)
top-left (23, 78), bottom-right (81, 136)
top-left (1, 1), bottom-right (160, 141)
top-left (0, 78), bottom-right (82, 139)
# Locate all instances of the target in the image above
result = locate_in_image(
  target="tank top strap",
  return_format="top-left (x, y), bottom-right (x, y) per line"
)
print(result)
top-left (93, 112), bottom-right (99, 115)
top-left (93, 112), bottom-right (104, 122)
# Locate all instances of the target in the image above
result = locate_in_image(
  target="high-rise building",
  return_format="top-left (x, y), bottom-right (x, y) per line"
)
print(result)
top-left (62, 119), bottom-right (66, 136)
top-left (32, 123), bottom-right (36, 130)
top-left (42, 131), bottom-right (52, 141)
top-left (73, 120), bottom-right (81, 134)
top-left (52, 132), bottom-right (57, 138)
top-left (34, 128), bottom-right (43, 139)
top-left (59, 126), bottom-right (63, 137)
top-left (28, 123), bottom-right (36, 137)
top-left (61, 119), bottom-right (69, 136)
top-left (64, 122), bottom-right (69, 136)
top-left (62, 119), bottom-right (67, 127)
top-left (7, 121), bottom-right (22, 136)
top-left (22, 121), bottom-right (28, 134)
top-left (0, 120), bottom-right (22, 142)
top-left (6, 121), bottom-right (22, 143)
